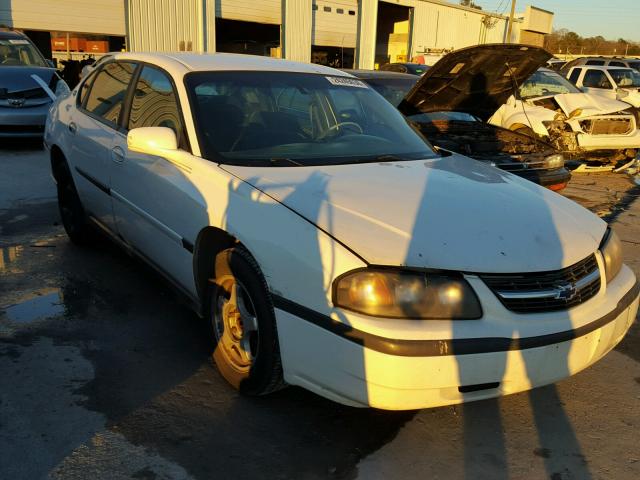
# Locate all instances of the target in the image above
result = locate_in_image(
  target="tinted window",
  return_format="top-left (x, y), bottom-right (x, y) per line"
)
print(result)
top-left (585, 60), bottom-right (605, 66)
top-left (84, 62), bottom-right (136, 127)
top-left (568, 68), bottom-right (581, 84)
top-left (608, 68), bottom-right (640, 87)
top-left (186, 71), bottom-right (436, 166)
top-left (128, 66), bottom-right (184, 143)
top-left (582, 70), bottom-right (612, 89)
top-left (610, 61), bottom-right (626, 67)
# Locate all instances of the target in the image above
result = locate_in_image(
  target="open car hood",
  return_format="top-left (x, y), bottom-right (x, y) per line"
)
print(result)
top-left (398, 44), bottom-right (552, 122)
top-left (551, 93), bottom-right (632, 118)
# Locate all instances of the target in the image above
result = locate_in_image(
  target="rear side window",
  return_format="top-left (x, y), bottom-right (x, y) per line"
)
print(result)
top-left (128, 66), bottom-right (185, 146)
top-left (84, 62), bottom-right (136, 127)
top-left (585, 60), bottom-right (605, 66)
top-left (610, 61), bottom-right (626, 67)
top-left (568, 68), bottom-right (581, 85)
top-left (582, 70), bottom-right (612, 89)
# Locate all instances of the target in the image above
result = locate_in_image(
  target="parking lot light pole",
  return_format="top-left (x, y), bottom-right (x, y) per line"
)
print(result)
top-left (506, 0), bottom-right (517, 44)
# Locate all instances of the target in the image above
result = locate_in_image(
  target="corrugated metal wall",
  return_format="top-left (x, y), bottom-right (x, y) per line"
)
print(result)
top-left (283, 0), bottom-right (312, 62)
top-left (312, 0), bottom-right (358, 48)
top-left (127, 0), bottom-right (204, 52)
top-left (0, 0), bottom-right (125, 35)
top-left (411, 1), bottom-right (507, 55)
top-left (216, 0), bottom-right (281, 25)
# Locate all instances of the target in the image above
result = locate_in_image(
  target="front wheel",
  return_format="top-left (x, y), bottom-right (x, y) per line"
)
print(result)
top-left (207, 247), bottom-right (285, 395)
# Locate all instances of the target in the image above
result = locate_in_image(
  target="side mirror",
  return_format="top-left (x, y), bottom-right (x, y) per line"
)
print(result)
top-left (47, 59), bottom-right (57, 69)
top-left (127, 127), bottom-right (178, 156)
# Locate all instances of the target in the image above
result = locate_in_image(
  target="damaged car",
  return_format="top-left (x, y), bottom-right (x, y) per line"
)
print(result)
top-left (490, 68), bottom-right (640, 164)
top-left (45, 52), bottom-right (639, 410)
top-left (360, 44), bottom-right (572, 190)
top-left (0, 28), bottom-right (69, 138)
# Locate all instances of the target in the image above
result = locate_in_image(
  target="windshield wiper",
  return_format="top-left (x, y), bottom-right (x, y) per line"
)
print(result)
top-left (269, 157), bottom-right (304, 167)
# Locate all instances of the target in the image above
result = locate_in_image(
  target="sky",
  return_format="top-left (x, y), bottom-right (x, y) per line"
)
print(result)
top-left (471, 0), bottom-right (640, 42)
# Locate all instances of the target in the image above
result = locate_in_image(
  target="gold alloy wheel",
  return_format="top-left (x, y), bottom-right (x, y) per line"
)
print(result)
top-left (212, 275), bottom-right (260, 373)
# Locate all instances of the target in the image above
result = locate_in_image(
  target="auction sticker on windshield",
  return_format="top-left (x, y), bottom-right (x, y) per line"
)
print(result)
top-left (326, 76), bottom-right (369, 88)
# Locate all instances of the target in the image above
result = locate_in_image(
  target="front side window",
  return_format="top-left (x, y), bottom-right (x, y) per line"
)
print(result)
top-left (519, 70), bottom-right (581, 99)
top-left (186, 71), bottom-right (436, 166)
top-left (84, 62), bottom-right (136, 127)
top-left (608, 69), bottom-right (640, 88)
top-left (582, 70), bottom-right (612, 89)
top-left (128, 66), bottom-right (184, 145)
top-left (0, 39), bottom-right (47, 67)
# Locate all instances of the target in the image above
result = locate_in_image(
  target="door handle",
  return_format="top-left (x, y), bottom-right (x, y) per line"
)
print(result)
top-left (111, 146), bottom-right (125, 164)
top-left (68, 122), bottom-right (77, 134)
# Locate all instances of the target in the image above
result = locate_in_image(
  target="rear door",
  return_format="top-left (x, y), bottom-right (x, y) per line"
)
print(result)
top-left (70, 61), bottom-right (137, 231)
top-left (110, 65), bottom-right (200, 295)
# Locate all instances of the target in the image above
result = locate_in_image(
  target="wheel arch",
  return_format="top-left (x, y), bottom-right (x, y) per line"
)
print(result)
top-left (50, 144), bottom-right (69, 184)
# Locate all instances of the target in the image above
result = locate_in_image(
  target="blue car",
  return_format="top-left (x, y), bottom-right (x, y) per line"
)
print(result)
top-left (0, 28), bottom-right (69, 138)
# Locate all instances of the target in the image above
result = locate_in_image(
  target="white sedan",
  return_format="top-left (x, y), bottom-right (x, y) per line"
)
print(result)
top-left (44, 52), bottom-right (639, 410)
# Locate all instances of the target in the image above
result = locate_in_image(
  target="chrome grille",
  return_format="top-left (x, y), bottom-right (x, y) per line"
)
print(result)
top-left (480, 255), bottom-right (601, 313)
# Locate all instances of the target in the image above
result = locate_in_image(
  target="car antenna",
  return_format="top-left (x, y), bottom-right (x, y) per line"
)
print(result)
top-left (505, 61), bottom-right (539, 152)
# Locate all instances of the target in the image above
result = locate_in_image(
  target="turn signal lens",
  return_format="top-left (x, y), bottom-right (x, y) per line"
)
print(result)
top-left (543, 153), bottom-right (565, 169)
top-left (600, 229), bottom-right (623, 283)
top-left (334, 270), bottom-right (482, 319)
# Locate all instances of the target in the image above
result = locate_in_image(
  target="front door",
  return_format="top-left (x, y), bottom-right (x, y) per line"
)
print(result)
top-left (110, 65), bottom-right (201, 296)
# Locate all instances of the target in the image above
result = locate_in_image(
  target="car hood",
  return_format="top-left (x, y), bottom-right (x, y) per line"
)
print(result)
top-left (222, 155), bottom-right (605, 273)
top-left (398, 44), bottom-right (551, 122)
top-left (550, 92), bottom-right (632, 118)
top-left (0, 66), bottom-right (55, 94)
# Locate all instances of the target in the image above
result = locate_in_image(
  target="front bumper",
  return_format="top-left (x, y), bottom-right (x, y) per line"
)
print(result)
top-left (576, 128), bottom-right (640, 151)
top-left (274, 265), bottom-right (638, 410)
top-left (0, 102), bottom-right (50, 137)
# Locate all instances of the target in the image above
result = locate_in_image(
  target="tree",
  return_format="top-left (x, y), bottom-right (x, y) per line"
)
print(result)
top-left (460, 0), bottom-right (483, 10)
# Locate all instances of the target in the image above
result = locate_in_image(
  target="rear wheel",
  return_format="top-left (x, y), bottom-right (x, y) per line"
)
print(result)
top-left (57, 168), bottom-right (93, 245)
top-left (207, 247), bottom-right (285, 395)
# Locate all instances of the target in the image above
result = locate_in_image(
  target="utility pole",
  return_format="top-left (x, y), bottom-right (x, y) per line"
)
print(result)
top-left (506, 0), bottom-right (517, 44)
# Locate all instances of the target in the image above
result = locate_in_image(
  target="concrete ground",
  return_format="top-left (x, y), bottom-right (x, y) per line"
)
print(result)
top-left (1, 145), bottom-right (639, 480)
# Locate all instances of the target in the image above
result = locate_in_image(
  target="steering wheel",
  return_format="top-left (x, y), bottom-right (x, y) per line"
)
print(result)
top-left (316, 121), bottom-right (363, 141)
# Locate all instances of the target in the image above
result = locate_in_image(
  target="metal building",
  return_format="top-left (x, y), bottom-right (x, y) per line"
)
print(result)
top-left (125, 0), bottom-right (552, 69)
top-left (0, 0), bottom-right (125, 59)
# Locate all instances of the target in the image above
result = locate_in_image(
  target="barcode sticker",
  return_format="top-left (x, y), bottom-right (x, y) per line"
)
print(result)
top-left (326, 76), bottom-right (368, 89)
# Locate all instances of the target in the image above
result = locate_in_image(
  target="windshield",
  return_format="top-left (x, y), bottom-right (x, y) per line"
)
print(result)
top-left (186, 71), bottom-right (436, 166)
top-left (608, 69), bottom-right (640, 88)
top-left (519, 70), bottom-right (581, 99)
top-left (0, 39), bottom-right (47, 67)
top-left (363, 76), bottom-right (418, 106)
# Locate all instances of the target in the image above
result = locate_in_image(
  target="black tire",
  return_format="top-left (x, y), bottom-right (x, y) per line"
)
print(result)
top-left (207, 247), bottom-right (285, 395)
top-left (57, 169), bottom-right (93, 246)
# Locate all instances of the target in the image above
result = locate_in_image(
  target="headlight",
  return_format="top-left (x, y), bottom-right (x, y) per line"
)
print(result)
top-left (600, 229), bottom-right (622, 283)
top-left (617, 89), bottom-right (630, 99)
top-left (333, 269), bottom-right (482, 319)
top-left (543, 153), bottom-right (565, 169)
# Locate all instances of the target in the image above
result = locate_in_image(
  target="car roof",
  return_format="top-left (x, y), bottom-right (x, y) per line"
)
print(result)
top-left (110, 51), bottom-right (352, 77)
top-left (0, 29), bottom-right (28, 40)
top-left (346, 69), bottom-right (417, 80)
top-left (572, 65), bottom-right (632, 71)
